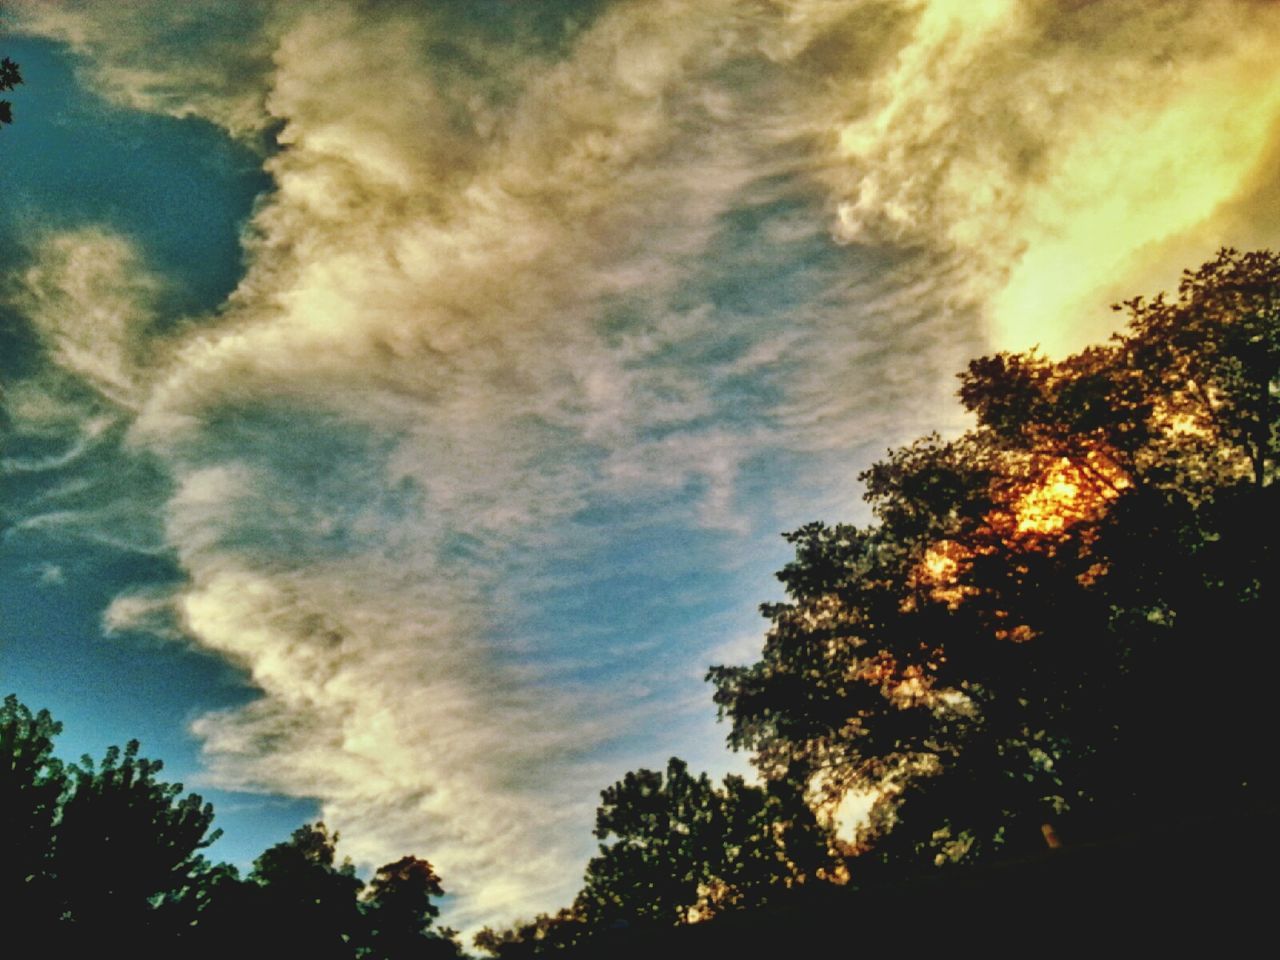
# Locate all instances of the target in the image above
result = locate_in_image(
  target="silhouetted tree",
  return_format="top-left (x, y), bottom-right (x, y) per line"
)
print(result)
top-left (476, 756), bottom-right (834, 956)
top-left (51, 739), bottom-right (222, 948)
top-left (360, 855), bottom-right (462, 959)
top-left (0, 697), bottom-right (459, 957)
top-left (710, 248), bottom-right (1280, 873)
top-left (576, 757), bottom-right (835, 931)
top-left (575, 758), bottom-right (718, 929)
top-left (248, 822), bottom-right (365, 959)
top-left (0, 57), bottom-right (20, 128)
top-left (715, 773), bottom-right (834, 910)
top-left (474, 909), bottom-right (588, 959)
top-left (0, 695), bottom-right (65, 929)
top-left (170, 860), bottom-right (256, 960)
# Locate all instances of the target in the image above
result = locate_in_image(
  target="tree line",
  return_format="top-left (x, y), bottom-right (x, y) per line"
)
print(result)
top-left (0, 695), bottom-right (463, 958)
top-left (710, 247), bottom-right (1279, 871)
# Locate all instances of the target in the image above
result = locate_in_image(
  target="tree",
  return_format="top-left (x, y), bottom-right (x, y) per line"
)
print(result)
top-left (576, 758), bottom-right (719, 929)
top-left (0, 57), bottom-right (20, 128)
top-left (360, 855), bottom-right (462, 960)
top-left (712, 773), bottom-right (833, 912)
top-left (474, 756), bottom-right (833, 957)
top-left (0, 696), bottom-right (460, 955)
top-left (0, 697), bottom-right (227, 945)
top-left (474, 909), bottom-right (588, 959)
top-left (247, 822), bottom-right (366, 959)
top-left (575, 757), bottom-right (834, 932)
top-left (953, 248), bottom-right (1280, 830)
top-left (0, 695), bottom-right (65, 927)
top-left (51, 740), bottom-right (223, 943)
top-left (710, 248), bottom-right (1280, 874)
top-left (1119, 248), bottom-right (1280, 489)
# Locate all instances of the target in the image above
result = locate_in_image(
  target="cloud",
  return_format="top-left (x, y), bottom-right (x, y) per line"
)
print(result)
top-left (34, 562), bottom-right (66, 586)
top-left (5, 227), bottom-right (161, 408)
top-left (9, 0), bottom-right (1280, 934)
top-left (798, 0), bottom-right (1280, 354)
top-left (38, 0), bottom-right (802, 927)
top-left (8, 0), bottom-right (280, 138)
top-left (103, 585), bottom-right (184, 641)
top-left (1, 412), bottom-right (114, 474)
top-left (178, 560), bottom-right (613, 928)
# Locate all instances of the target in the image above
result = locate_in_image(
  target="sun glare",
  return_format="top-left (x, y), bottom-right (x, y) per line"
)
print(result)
top-left (909, 449), bottom-right (1131, 618)
top-left (916, 540), bottom-right (973, 610)
top-left (1010, 452), bottom-right (1130, 536)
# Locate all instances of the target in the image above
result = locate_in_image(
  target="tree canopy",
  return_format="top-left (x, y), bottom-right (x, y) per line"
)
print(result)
top-left (0, 57), bottom-right (21, 128)
top-left (575, 757), bottom-right (830, 928)
top-left (54, 739), bottom-right (222, 940)
top-left (710, 247), bottom-right (1280, 868)
top-left (0, 695), bottom-right (64, 923)
top-left (0, 696), bottom-right (460, 959)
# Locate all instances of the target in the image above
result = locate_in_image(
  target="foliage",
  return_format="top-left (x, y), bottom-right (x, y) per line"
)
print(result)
top-left (474, 908), bottom-right (588, 959)
top-left (0, 56), bottom-right (19, 127)
top-left (0, 695), bottom-right (65, 921)
top-left (576, 758), bottom-right (724, 928)
top-left (710, 248), bottom-right (1280, 871)
top-left (246, 822), bottom-right (367, 958)
top-left (0, 697), bottom-right (458, 958)
top-left (477, 756), bottom-right (834, 957)
top-left (362, 855), bottom-right (461, 960)
top-left (53, 739), bottom-right (222, 942)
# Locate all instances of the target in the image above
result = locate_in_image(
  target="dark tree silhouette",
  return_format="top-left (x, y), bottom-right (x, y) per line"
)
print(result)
top-left (51, 740), bottom-right (222, 944)
top-left (0, 695), bottom-right (65, 927)
top-left (474, 908), bottom-right (588, 959)
top-left (0, 57), bottom-right (20, 128)
top-left (577, 758), bottom-right (833, 930)
top-left (710, 248), bottom-right (1280, 873)
top-left (576, 758), bottom-right (722, 929)
top-left (476, 756), bottom-right (834, 957)
top-left (684, 771), bottom-right (837, 916)
top-left (361, 855), bottom-right (462, 959)
top-left (247, 822), bottom-right (366, 959)
top-left (0, 698), bottom-right (460, 957)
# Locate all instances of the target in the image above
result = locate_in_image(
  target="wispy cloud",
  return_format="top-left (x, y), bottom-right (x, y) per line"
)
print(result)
top-left (6, 227), bottom-right (162, 408)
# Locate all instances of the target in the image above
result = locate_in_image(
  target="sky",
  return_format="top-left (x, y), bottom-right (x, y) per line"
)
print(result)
top-left (3, 0), bottom-right (1280, 934)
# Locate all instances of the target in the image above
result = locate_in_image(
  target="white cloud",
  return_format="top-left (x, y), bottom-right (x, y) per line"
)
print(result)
top-left (35, 562), bottom-right (66, 586)
top-left (6, 227), bottom-right (161, 408)
top-left (1, 413), bottom-right (115, 474)
top-left (103, 585), bottom-right (183, 640)
top-left (8, 0), bottom-right (280, 138)
top-left (118, 0), bottom-right (791, 926)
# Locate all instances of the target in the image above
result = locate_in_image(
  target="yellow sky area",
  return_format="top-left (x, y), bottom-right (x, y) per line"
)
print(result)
top-left (991, 27), bottom-right (1280, 357)
top-left (825, 0), bottom-right (1280, 361)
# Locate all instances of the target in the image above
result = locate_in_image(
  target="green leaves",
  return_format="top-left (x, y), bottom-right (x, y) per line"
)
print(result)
top-left (577, 757), bottom-right (832, 931)
top-left (53, 738), bottom-right (222, 935)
